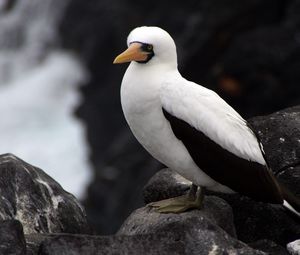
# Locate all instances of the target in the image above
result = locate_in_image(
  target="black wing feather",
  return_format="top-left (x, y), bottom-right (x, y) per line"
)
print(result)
top-left (162, 108), bottom-right (283, 204)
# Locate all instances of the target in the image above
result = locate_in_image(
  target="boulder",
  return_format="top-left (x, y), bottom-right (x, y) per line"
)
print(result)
top-left (38, 233), bottom-right (186, 255)
top-left (143, 168), bottom-right (300, 247)
top-left (118, 196), bottom-right (236, 237)
top-left (0, 220), bottom-right (26, 255)
top-left (143, 168), bottom-right (191, 204)
top-left (250, 239), bottom-right (289, 255)
top-left (117, 205), bottom-right (264, 255)
top-left (0, 153), bottom-right (91, 235)
top-left (25, 233), bottom-right (52, 255)
top-left (249, 105), bottom-right (300, 196)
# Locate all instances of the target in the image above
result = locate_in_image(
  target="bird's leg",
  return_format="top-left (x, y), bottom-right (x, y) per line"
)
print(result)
top-left (147, 184), bottom-right (205, 213)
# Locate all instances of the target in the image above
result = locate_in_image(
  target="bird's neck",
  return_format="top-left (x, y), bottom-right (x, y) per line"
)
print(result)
top-left (120, 63), bottom-right (179, 115)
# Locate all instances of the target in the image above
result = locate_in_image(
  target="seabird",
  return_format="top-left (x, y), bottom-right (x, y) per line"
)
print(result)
top-left (113, 26), bottom-right (300, 215)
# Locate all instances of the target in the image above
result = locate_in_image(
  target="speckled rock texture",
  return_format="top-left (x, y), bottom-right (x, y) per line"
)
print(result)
top-left (39, 234), bottom-right (186, 255)
top-left (249, 105), bottom-right (300, 197)
top-left (0, 153), bottom-right (91, 235)
top-left (0, 220), bottom-right (26, 255)
top-left (117, 205), bottom-right (266, 255)
top-left (37, 200), bottom-right (265, 255)
top-left (118, 196), bottom-right (236, 237)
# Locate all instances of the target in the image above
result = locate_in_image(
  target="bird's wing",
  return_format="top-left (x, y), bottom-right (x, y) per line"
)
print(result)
top-left (160, 79), bottom-right (282, 203)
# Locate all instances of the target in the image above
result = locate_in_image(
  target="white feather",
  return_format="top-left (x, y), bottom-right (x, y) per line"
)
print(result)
top-left (160, 77), bottom-right (266, 165)
top-left (120, 26), bottom-right (266, 192)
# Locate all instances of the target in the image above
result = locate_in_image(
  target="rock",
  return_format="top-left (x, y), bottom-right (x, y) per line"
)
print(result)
top-left (249, 106), bottom-right (300, 174)
top-left (0, 153), bottom-right (91, 235)
top-left (287, 240), bottom-right (300, 255)
top-left (143, 168), bottom-right (190, 204)
top-left (38, 233), bottom-right (186, 255)
top-left (249, 106), bottom-right (300, 196)
top-left (117, 206), bottom-right (265, 255)
top-left (0, 220), bottom-right (26, 255)
top-left (221, 194), bottom-right (300, 246)
top-left (118, 196), bottom-right (236, 237)
top-left (143, 168), bottom-right (300, 246)
top-left (25, 234), bottom-right (55, 255)
top-left (250, 239), bottom-right (289, 255)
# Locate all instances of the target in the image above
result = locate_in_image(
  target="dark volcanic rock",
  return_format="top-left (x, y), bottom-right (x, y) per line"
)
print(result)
top-left (39, 233), bottom-right (185, 255)
top-left (144, 168), bottom-right (300, 246)
top-left (118, 196), bottom-right (236, 238)
top-left (0, 153), bottom-right (91, 235)
top-left (0, 220), bottom-right (26, 255)
top-left (249, 106), bottom-right (300, 175)
top-left (117, 206), bottom-right (264, 255)
top-left (249, 105), bottom-right (300, 196)
top-left (143, 168), bottom-right (190, 204)
top-left (25, 234), bottom-right (52, 255)
top-left (249, 239), bottom-right (289, 255)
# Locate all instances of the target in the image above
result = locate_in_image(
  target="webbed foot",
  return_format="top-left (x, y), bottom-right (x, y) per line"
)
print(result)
top-left (147, 184), bottom-right (204, 213)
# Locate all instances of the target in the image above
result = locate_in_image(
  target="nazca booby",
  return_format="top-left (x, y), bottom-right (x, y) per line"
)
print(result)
top-left (113, 26), bottom-right (300, 215)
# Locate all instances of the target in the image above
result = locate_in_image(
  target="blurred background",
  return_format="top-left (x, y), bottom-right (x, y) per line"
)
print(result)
top-left (1, 0), bottom-right (300, 235)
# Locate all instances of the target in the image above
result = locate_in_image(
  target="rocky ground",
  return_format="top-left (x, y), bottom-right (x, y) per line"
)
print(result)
top-left (0, 106), bottom-right (299, 254)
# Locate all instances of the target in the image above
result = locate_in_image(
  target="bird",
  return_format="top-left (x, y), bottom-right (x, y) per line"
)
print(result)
top-left (113, 26), bottom-right (300, 215)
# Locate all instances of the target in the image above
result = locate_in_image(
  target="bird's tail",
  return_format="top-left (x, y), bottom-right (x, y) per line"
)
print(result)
top-left (280, 184), bottom-right (300, 217)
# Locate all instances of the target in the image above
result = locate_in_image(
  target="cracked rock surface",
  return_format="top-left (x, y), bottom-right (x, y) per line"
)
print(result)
top-left (0, 154), bottom-right (91, 235)
top-left (249, 105), bottom-right (300, 197)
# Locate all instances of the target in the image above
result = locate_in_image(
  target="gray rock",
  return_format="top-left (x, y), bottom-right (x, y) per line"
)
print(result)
top-left (250, 239), bottom-right (289, 255)
top-left (143, 168), bottom-right (300, 246)
top-left (117, 206), bottom-right (265, 255)
top-left (249, 106), bottom-right (300, 197)
top-left (249, 106), bottom-right (300, 175)
top-left (25, 234), bottom-right (55, 255)
top-left (0, 153), bottom-right (91, 235)
top-left (0, 220), bottom-right (26, 255)
top-left (39, 233), bottom-right (186, 255)
top-left (287, 240), bottom-right (300, 255)
top-left (119, 196), bottom-right (236, 237)
top-left (143, 168), bottom-right (190, 204)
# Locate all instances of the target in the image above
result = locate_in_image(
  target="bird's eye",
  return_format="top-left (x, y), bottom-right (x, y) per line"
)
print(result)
top-left (141, 43), bottom-right (153, 52)
top-left (147, 44), bottom-right (153, 51)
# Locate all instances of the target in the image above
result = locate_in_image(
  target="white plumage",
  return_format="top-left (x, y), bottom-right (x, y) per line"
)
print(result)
top-left (120, 26), bottom-right (265, 192)
top-left (114, 26), bottom-right (300, 215)
top-left (161, 78), bottom-right (266, 165)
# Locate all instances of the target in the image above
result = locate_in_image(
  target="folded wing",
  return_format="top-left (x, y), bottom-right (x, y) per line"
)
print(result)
top-left (161, 80), bottom-right (283, 203)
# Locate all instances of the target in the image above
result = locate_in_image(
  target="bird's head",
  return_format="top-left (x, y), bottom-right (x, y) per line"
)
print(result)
top-left (113, 26), bottom-right (177, 68)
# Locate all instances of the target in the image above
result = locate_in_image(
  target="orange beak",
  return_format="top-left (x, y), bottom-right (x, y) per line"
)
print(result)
top-left (113, 43), bottom-right (149, 64)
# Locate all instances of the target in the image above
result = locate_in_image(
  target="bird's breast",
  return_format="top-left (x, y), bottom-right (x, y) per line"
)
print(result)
top-left (119, 66), bottom-right (219, 188)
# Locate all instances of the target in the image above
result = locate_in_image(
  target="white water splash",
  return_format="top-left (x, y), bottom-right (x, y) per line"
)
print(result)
top-left (0, 0), bottom-right (92, 198)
